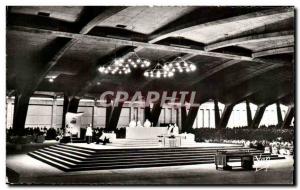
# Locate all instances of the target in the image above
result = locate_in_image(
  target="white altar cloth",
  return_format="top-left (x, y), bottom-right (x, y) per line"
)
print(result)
top-left (126, 127), bottom-right (168, 139)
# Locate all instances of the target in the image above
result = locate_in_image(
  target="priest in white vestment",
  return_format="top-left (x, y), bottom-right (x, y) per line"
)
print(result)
top-left (143, 119), bottom-right (151, 128)
top-left (129, 120), bottom-right (136, 128)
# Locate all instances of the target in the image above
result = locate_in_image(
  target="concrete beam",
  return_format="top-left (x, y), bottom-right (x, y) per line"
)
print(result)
top-left (9, 25), bottom-right (254, 61)
top-left (107, 101), bottom-right (125, 131)
top-left (149, 7), bottom-right (294, 43)
top-left (276, 102), bottom-right (283, 126)
top-left (217, 104), bottom-right (234, 129)
top-left (151, 102), bottom-right (163, 127)
top-left (281, 105), bottom-right (294, 128)
top-left (205, 31), bottom-right (293, 51)
top-left (252, 46), bottom-right (294, 58)
top-left (250, 105), bottom-right (267, 129)
top-left (12, 91), bottom-right (31, 135)
top-left (214, 99), bottom-right (221, 127)
top-left (182, 105), bottom-right (200, 132)
top-left (246, 100), bottom-right (253, 126)
top-left (26, 7), bottom-right (127, 93)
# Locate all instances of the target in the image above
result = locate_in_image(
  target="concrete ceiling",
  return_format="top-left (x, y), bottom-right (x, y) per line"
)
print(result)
top-left (6, 6), bottom-right (295, 106)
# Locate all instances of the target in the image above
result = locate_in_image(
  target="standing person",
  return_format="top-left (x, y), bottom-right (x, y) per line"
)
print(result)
top-left (85, 124), bottom-right (93, 144)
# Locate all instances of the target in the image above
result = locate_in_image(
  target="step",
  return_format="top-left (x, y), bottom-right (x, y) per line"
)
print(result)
top-left (28, 152), bottom-right (71, 171)
top-left (49, 146), bottom-right (93, 156)
top-left (32, 151), bottom-right (77, 167)
top-left (60, 144), bottom-right (258, 154)
top-left (61, 144), bottom-right (245, 152)
top-left (38, 149), bottom-right (82, 163)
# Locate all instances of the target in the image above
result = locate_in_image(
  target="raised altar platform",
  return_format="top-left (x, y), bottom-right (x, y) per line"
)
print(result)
top-left (126, 127), bottom-right (168, 139)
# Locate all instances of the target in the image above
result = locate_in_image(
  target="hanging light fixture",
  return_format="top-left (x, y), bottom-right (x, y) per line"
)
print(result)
top-left (98, 51), bottom-right (151, 75)
top-left (165, 56), bottom-right (197, 74)
top-left (144, 62), bottom-right (174, 79)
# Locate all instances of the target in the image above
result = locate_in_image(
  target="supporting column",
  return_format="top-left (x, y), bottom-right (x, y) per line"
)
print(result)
top-left (246, 100), bottom-right (252, 127)
top-left (281, 105), bottom-right (294, 128)
top-left (217, 104), bottom-right (234, 129)
top-left (12, 91), bottom-right (31, 136)
top-left (51, 98), bottom-right (57, 128)
top-left (68, 97), bottom-right (80, 113)
top-left (107, 101), bottom-right (124, 131)
top-left (214, 99), bottom-right (221, 127)
top-left (144, 106), bottom-right (151, 121)
top-left (105, 98), bottom-right (112, 129)
top-left (276, 102), bottom-right (283, 126)
top-left (61, 94), bottom-right (80, 128)
top-left (62, 94), bottom-right (69, 129)
top-left (181, 105), bottom-right (187, 129)
top-left (182, 105), bottom-right (200, 132)
top-left (250, 105), bottom-right (267, 129)
top-left (151, 102), bottom-right (162, 126)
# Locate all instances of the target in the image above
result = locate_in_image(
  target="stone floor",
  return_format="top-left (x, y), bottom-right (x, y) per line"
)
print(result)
top-left (6, 153), bottom-right (294, 185)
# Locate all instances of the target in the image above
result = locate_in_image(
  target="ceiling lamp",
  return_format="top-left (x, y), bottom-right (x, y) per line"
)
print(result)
top-left (47, 76), bottom-right (57, 83)
top-left (165, 56), bottom-right (196, 73)
top-left (144, 62), bottom-right (174, 79)
top-left (98, 52), bottom-right (151, 75)
top-left (98, 58), bottom-right (131, 75)
top-left (126, 52), bottom-right (151, 69)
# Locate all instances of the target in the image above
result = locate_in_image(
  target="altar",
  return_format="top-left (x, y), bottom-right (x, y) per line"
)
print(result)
top-left (126, 127), bottom-right (168, 139)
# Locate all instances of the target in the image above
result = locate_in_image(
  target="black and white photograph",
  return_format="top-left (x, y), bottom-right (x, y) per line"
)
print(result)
top-left (4, 4), bottom-right (296, 185)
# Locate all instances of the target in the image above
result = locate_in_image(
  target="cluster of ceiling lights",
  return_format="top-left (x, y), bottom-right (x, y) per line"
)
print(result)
top-left (48, 76), bottom-right (57, 83)
top-left (144, 56), bottom-right (196, 78)
top-left (98, 52), bottom-right (151, 75)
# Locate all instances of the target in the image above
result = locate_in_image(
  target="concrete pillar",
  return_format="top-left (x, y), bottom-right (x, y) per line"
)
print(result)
top-left (61, 94), bottom-right (80, 128)
top-left (276, 102), bottom-right (283, 126)
top-left (246, 100), bottom-right (252, 127)
top-left (144, 106), bottom-right (151, 121)
top-left (281, 105), bottom-right (294, 128)
top-left (217, 104), bottom-right (234, 129)
top-left (12, 91), bottom-right (31, 135)
top-left (250, 105), bottom-right (267, 129)
top-left (105, 98), bottom-right (112, 129)
top-left (151, 102), bottom-right (162, 126)
top-left (6, 97), bottom-right (13, 128)
top-left (51, 98), bottom-right (57, 128)
top-left (182, 105), bottom-right (200, 132)
top-left (181, 105), bottom-right (187, 129)
top-left (107, 101), bottom-right (124, 131)
top-left (214, 99), bottom-right (221, 127)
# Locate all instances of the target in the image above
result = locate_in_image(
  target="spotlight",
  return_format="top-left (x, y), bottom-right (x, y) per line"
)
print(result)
top-left (190, 64), bottom-right (196, 71)
top-left (137, 59), bottom-right (141, 63)
top-left (168, 72), bottom-right (174, 77)
top-left (98, 67), bottom-right (105, 72)
top-left (144, 72), bottom-right (149, 77)
top-left (49, 78), bottom-right (54, 82)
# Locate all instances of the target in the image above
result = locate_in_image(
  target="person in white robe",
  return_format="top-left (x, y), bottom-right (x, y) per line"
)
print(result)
top-left (129, 120), bottom-right (136, 128)
top-left (85, 124), bottom-right (93, 144)
top-left (136, 120), bottom-right (142, 127)
top-left (172, 124), bottom-right (179, 135)
top-left (143, 119), bottom-right (151, 128)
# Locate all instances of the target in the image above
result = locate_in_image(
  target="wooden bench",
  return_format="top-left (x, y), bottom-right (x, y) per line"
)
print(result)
top-left (215, 151), bottom-right (254, 170)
